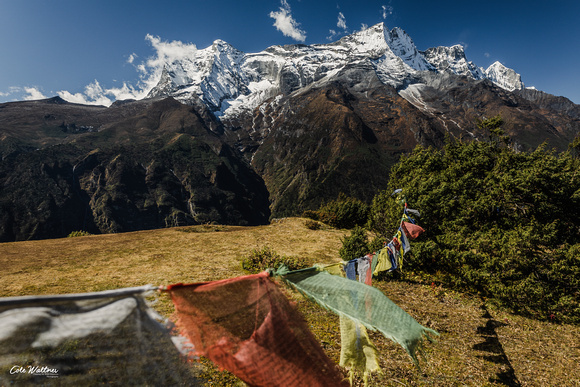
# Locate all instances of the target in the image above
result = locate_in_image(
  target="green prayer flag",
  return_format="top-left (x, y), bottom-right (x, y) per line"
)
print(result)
top-left (278, 267), bottom-right (438, 365)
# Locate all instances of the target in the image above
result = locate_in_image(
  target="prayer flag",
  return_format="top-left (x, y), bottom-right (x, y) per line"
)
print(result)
top-left (279, 268), bottom-right (438, 365)
top-left (406, 208), bottom-right (421, 218)
top-left (402, 221), bottom-right (425, 239)
top-left (165, 272), bottom-right (348, 387)
top-left (373, 248), bottom-right (393, 275)
top-left (341, 257), bottom-right (380, 381)
top-left (357, 256), bottom-right (372, 286)
top-left (0, 286), bottom-right (197, 385)
top-left (339, 317), bottom-right (380, 380)
top-left (399, 227), bottom-right (411, 254)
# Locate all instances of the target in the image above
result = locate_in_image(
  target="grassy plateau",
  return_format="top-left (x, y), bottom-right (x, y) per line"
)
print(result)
top-left (0, 218), bottom-right (578, 386)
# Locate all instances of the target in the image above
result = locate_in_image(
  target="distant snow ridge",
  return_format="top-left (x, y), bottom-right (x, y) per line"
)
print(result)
top-left (483, 61), bottom-right (525, 91)
top-left (422, 45), bottom-right (484, 80)
top-left (145, 22), bottom-right (525, 119)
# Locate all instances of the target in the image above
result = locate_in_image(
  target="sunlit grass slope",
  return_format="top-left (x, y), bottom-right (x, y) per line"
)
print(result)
top-left (1, 218), bottom-right (578, 386)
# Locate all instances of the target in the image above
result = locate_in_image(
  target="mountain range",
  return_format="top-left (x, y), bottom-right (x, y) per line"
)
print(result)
top-left (147, 23), bottom-right (527, 120)
top-left (1, 22), bottom-right (578, 241)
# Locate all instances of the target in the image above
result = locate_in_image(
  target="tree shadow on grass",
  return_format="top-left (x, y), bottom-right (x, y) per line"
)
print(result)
top-left (473, 304), bottom-right (521, 386)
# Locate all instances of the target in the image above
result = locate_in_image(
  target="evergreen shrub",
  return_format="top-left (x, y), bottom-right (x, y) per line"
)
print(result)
top-left (67, 231), bottom-right (92, 237)
top-left (314, 193), bottom-right (369, 229)
top-left (241, 246), bottom-right (311, 274)
top-left (304, 219), bottom-right (322, 230)
top-left (339, 226), bottom-right (370, 261)
top-left (368, 127), bottom-right (580, 323)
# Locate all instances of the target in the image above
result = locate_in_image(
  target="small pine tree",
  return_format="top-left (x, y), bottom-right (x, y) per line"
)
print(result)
top-left (569, 133), bottom-right (580, 158)
top-left (316, 193), bottom-right (369, 229)
top-left (476, 114), bottom-right (509, 146)
top-left (339, 226), bottom-right (369, 261)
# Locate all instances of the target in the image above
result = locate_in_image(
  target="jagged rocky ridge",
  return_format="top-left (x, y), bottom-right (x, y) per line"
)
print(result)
top-left (146, 23), bottom-right (526, 119)
top-left (143, 22), bottom-right (574, 216)
top-left (0, 23), bottom-right (578, 241)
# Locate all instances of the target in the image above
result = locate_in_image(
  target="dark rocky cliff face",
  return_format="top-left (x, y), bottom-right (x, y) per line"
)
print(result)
top-left (0, 97), bottom-right (269, 241)
top-left (248, 80), bottom-right (445, 216)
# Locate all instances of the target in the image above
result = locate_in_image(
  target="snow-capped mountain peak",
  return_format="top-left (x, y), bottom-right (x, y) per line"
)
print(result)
top-left (385, 27), bottom-right (434, 71)
top-left (331, 23), bottom-right (432, 71)
top-left (332, 22), bottom-right (390, 56)
top-left (422, 44), bottom-right (484, 80)
top-left (484, 61), bottom-right (524, 91)
top-left (145, 22), bottom-right (526, 119)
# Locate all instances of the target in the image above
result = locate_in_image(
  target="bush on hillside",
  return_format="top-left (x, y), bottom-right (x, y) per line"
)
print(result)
top-left (304, 219), bottom-right (323, 230)
top-left (339, 226), bottom-right (370, 261)
top-left (366, 192), bottom-right (405, 240)
top-left (306, 193), bottom-right (369, 229)
top-left (241, 246), bottom-right (311, 274)
top-left (67, 231), bottom-right (92, 237)
top-left (368, 235), bottom-right (387, 254)
top-left (368, 131), bottom-right (580, 323)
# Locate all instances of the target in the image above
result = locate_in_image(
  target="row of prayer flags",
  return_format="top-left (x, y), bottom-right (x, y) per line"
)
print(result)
top-left (332, 191), bottom-right (429, 383)
top-left (1, 268), bottom-right (436, 386)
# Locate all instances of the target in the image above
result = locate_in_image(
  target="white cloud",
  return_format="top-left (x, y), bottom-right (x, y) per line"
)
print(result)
top-left (23, 87), bottom-right (48, 101)
top-left (327, 29), bottom-right (339, 41)
top-left (269, 0), bottom-right (306, 42)
top-left (484, 52), bottom-right (491, 58)
top-left (127, 53), bottom-right (137, 64)
top-left (106, 83), bottom-right (142, 101)
top-left (136, 63), bottom-right (147, 75)
top-left (58, 80), bottom-right (150, 106)
top-left (3, 33), bottom-right (202, 106)
top-left (327, 11), bottom-right (348, 41)
top-left (360, 23), bottom-right (369, 31)
top-left (337, 12), bottom-right (347, 30)
top-left (57, 35), bottom-right (198, 106)
top-left (58, 81), bottom-right (113, 106)
top-left (381, 4), bottom-right (393, 19)
top-left (144, 34), bottom-right (197, 68)
top-left (137, 35), bottom-right (198, 96)
top-left (0, 86), bottom-right (27, 99)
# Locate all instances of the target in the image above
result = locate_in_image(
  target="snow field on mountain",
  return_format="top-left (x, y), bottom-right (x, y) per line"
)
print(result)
top-left (147, 22), bottom-right (525, 120)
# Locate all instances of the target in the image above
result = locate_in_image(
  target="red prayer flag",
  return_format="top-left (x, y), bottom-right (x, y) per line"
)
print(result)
top-left (165, 272), bottom-right (347, 387)
top-left (402, 221), bottom-right (425, 239)
top-left (364, 254), bottom-right (373, 286)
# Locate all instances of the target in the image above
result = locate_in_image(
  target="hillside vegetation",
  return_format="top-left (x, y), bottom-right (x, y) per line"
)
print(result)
top-left (1, 218), bottom-right (578, 386)
top-left (365, 130), bottom-right (580, 325)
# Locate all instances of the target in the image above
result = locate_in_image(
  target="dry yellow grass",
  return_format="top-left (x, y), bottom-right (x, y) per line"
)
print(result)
top-left (0, 218), bottom-right (345, 295)
top-left (1, 217), bottom-right (578, 386)
top-left (0, 218), bottom-right (343, 315)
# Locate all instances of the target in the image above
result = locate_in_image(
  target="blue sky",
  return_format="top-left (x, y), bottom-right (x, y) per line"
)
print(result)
top-left (1, 0), bottom-right (579, 104)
